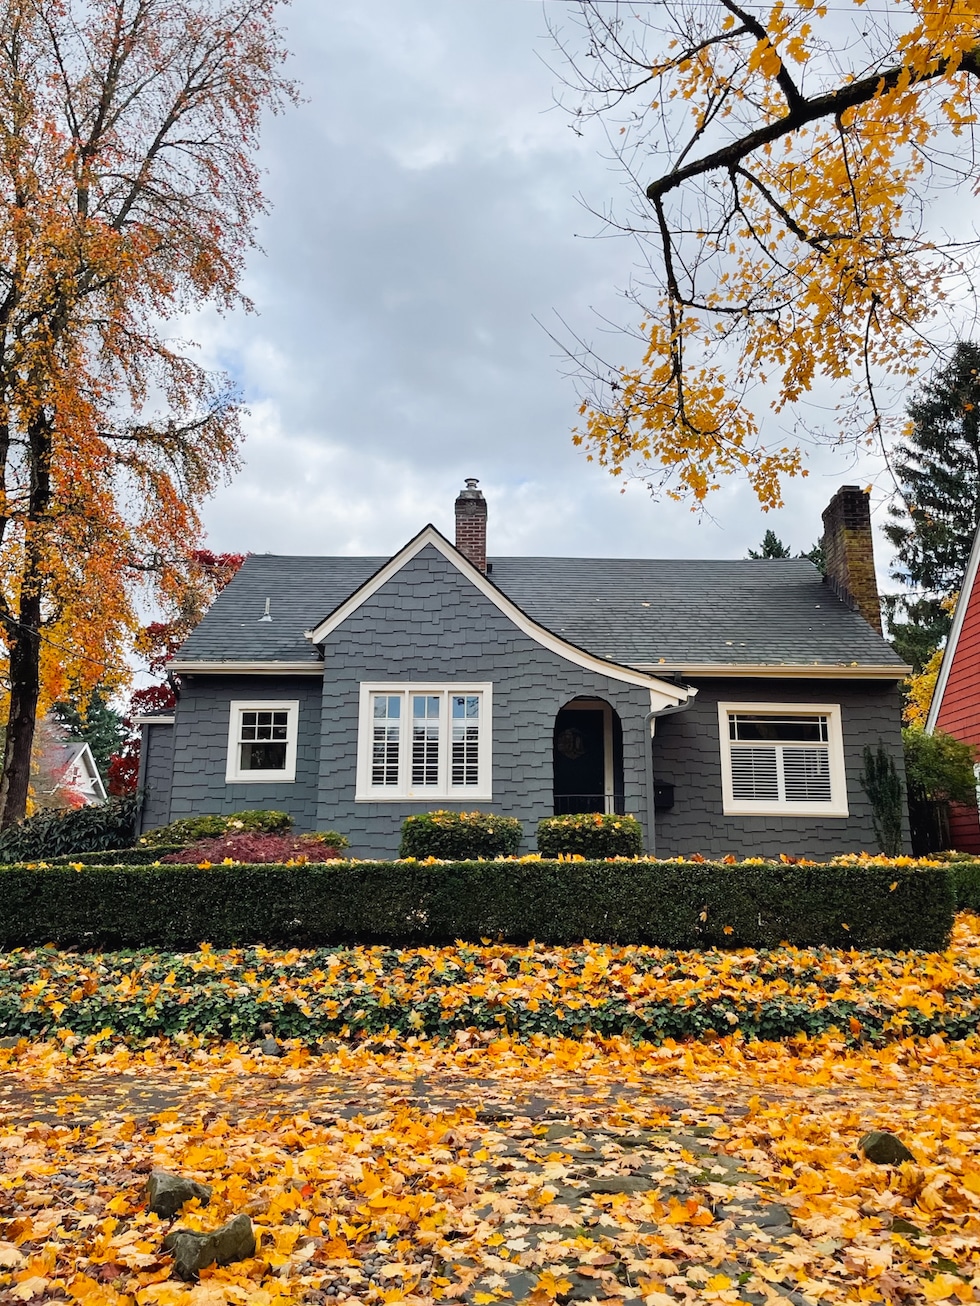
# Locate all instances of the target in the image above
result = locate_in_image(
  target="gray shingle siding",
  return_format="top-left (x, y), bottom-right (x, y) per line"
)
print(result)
top-left (317, 545), bottom-right (653, 859)
top-left (651, 678), bottom-right (910, 859)
top-left (138, 723), bottom-right (174, 834)
top-left (168, 675), bottom-right (322, 828)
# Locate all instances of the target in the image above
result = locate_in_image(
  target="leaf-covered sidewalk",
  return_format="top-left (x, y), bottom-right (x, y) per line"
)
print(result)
top-left (2, 1030), bottom-right (980, 1305)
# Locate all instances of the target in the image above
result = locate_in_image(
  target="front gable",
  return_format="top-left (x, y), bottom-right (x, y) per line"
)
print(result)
top-left (307, 526), bottom-right (691, 710)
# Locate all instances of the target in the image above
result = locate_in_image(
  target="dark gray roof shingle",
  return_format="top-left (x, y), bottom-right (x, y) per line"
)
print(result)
top-left (173, 551), bottom-right (906, 670)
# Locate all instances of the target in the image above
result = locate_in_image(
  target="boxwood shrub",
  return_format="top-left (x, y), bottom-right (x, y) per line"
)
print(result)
top-left (952, 859), bottom-right (980, 912)
top-left (0, 858), bottom-right (954, 952)
top-left (398, 811), bottom-right (523, 859)
top-left (537, 813), bottom-right (643, 858)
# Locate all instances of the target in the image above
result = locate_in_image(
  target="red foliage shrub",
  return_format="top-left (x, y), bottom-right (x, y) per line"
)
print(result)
top-left (160, 832), bottom-right (342, 864)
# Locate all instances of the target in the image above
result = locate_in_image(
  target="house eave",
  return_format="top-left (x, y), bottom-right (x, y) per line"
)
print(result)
top-left (633, 662), bottom-right (911, 679)
top-left (167, 660), bottom-right (324, 676)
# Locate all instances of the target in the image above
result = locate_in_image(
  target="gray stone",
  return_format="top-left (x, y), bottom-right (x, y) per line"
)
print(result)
top-left (583, 1175), bottom-right (657, 1196)
top-left (0, 1036), bottom-right (22, 1049)
top-left (544, 1124), bottom-right (578, 1142)
top-left (146, 1169), bottom-right (212, 1219)
top-left (164, 1213), bottom-right (256, 1281)
top-left (858, 1130), bottom-right (915, 1166)
top-left (259, 1035), bottom-right (284, 1058)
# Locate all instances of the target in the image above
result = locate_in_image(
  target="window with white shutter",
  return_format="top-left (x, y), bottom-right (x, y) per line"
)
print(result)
top-left (718, 704), bottom-right (848, 816)
top-left (356, 684), bottom-right (492, 800)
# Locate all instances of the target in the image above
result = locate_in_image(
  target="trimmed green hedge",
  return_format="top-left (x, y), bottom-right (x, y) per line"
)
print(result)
top-left (48, 846), bottom-right (186, 866)
top-left (0, 859), bottom-right (955, 951)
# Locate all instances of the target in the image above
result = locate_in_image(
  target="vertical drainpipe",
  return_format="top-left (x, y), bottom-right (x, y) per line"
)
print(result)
top-left (644, 699), bottom-right (693, 858)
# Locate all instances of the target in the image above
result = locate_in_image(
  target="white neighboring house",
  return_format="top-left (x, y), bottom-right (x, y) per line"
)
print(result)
top-left (38, 734), bottom-right (108, 807)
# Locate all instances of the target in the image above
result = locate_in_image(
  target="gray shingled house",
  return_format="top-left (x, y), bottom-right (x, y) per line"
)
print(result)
top-left (137, 483), bottom-right (911, 859)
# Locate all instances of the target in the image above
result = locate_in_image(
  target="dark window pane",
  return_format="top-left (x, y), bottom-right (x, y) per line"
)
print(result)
top-left (240, 741), bottom-right (287, 771)
top-left (730, 714), bottom-right (827, 743)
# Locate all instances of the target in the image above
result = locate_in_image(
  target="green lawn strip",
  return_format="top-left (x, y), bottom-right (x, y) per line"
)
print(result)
top-left (1, 933), bottom-right (978, 1046)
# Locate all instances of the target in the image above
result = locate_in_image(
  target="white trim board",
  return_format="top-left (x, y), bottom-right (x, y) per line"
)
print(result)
top-left (635, 663), bottom-right (910, 679)
top-left (926, 519), bottom-right (980, 734)
top-left (168, 660), bottom-right (323, 676)
top-left (225, 700), bottom-right (300, 784)
top-left (306, 525), bottom-right (691, 708)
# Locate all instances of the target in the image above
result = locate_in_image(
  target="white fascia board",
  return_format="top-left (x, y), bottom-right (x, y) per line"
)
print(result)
top-left (167, 661), bottom-right (323, 676)
top-left (307, 525), bottom-right (691, 706)
top-left (634, 662), bottom-right (911, 679)
top-left (926, 519), bottom-right (980, 734)
top-left (133, 715), bottom-right (176, 726)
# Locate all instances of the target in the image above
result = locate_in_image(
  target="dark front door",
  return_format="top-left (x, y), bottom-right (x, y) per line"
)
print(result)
top-left (553, 709), bottom-right (605, 814)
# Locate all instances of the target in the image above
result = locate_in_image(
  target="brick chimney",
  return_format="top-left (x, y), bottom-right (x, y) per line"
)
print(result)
top-left (821, 486), bottom-right (882, 633)
top-left (455, 478), bottom-right (487, 572)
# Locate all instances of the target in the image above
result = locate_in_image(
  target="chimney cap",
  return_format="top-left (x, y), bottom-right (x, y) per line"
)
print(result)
top-left (457, 477), bottom-right (483, 498)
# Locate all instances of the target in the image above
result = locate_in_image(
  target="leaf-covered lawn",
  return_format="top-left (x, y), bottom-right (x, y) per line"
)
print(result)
top-left (3, 913), bottom-right (980, 1047)
top-left (1, 917), bottom-right (979, 1304)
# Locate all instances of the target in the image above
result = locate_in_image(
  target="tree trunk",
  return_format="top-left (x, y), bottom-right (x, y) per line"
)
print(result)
top-left (0, 411), bottom-right (51, 828)
top-left (0, 586), bottom-right (42, 827)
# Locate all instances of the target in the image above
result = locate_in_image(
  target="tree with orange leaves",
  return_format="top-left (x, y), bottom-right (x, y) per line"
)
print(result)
top-left (0, 0), bottom-right (295, 827)
top-left (553, 1), bottom-right (980, 508)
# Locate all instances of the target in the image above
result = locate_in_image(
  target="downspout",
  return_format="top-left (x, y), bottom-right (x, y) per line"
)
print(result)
top-left (644, 698), bottom-right (693, 858)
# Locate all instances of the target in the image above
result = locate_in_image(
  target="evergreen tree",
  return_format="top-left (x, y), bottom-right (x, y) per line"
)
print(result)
top-left (884, 341), bottom-right (980, 670)
top-left (51, 688), bottom-right (126, 777)
top-left (747, 531), bottom-right (824, 571)
top-left (747, 530), bottom-right (792, 559)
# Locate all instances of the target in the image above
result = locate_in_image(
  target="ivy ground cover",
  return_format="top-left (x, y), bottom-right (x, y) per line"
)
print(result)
top-left (3, 913), bottom-right (980, 1047)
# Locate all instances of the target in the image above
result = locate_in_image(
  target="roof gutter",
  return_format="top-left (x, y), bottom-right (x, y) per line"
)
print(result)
top-left (644, 699), bottom-right (693, 858)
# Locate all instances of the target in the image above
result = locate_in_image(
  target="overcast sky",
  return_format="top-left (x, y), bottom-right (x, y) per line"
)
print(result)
top-left (189, 0), bottom-right (899, 573)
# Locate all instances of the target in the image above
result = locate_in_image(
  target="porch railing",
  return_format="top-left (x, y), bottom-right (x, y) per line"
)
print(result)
top-left (553, 792), bottom-right (625, 816)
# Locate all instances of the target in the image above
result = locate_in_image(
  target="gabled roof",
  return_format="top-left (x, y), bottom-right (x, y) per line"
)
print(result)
top-left (926, 520), bottom-right (980, 738)
top-left (171, 537), bottom-right (907, 677)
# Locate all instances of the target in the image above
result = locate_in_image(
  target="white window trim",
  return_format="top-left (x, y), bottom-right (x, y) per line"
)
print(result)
top-left (356, 683), bottom-right (492, 802)
top-left (226, 700), bottom-right (299, 784)
top-left (717, 701), bottom-right (849, 818)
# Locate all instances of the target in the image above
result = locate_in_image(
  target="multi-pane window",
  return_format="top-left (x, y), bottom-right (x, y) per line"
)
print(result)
top-left (357, 685), bottom-right (491, 799)
top-left (226, 701), bottom-right (298, 783)
top-left (718, 704), bottom-right (847, 816)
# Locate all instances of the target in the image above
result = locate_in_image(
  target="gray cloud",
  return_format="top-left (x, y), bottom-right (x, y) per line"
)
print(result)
top-left (188, 0), bottom-right (895, 577)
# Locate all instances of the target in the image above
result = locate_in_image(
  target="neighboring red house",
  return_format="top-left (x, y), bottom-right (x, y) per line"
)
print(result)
top-left (926, 523), bottom-right (980, 853)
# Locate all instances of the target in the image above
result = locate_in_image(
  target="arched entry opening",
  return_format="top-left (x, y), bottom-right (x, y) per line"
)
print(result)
top-left (553, 697), bottom-right (625, 815)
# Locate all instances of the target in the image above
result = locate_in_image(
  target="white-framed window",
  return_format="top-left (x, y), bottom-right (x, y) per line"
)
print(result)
top-left (718, 702), bottom-right (848, 817)
top-left (225, 701), bottom-right (299, 783)
top-left (356, 683), bottom-right (492, 801)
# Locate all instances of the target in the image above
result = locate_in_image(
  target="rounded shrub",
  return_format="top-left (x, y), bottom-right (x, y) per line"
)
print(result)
top-left (399, 810), bottom-right (523, 859)
top-left (537, 812), bottom-right (643, 858)
top-left (140, 809), bottom-right (293, 848)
